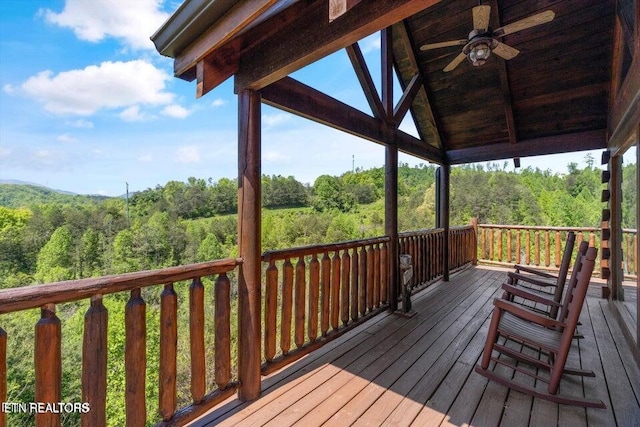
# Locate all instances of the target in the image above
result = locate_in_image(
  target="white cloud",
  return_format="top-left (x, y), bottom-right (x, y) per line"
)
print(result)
top-left (43, 0), bottom-right (169, 51)
top-left (360, 34), bottom-right (381, 53)
top-left (264, 150), bottom-right (289, 162)
top-left (21, 60), bottom-right (173, 116)
top-left (211, 98), bottom-right (226, 108)
top-left (119, 105), bottom-right (150, 122)
top-left (176, 146), bottom-right (201, 163)
top-left (2, 84), bottom-right (16, 95)
top-left (138, 153), bottom-right (154, 163)
top-left (57, 134), bottom-right (77, 143)
top-left (161, 104), bottom-right (191, 119)
top-left (67, 119), bottom-right (94, 128)
top-left (263, 112), bottom-right (290, 128)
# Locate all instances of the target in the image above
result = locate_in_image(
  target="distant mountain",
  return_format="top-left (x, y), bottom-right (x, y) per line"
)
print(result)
top-left (0, 182), bottom-right (111, 208)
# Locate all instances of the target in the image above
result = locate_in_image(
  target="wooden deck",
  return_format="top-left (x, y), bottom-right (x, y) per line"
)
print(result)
top-left (191, 266), bottom-right (640, 427)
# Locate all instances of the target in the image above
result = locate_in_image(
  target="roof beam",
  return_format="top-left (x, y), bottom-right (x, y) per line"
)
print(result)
top-left (235, 0), bottom-right (443, 91)
top-left (345, 43), bottom-right (385, 119)
top-left (260, 76), bottom-right (444, 163)
top-left (447, 129), bottom-right (607, 164)
top-left (174, 0), bottom-right (278, 78)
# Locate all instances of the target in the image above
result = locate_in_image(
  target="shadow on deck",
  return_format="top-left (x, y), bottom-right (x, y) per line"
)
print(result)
top-left (191, 266), bottom-right (640, 427)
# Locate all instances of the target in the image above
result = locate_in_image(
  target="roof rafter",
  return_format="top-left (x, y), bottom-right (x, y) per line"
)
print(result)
top-left (345, 43), bottom-right (385, 119)
top-left (260, 76), bottom-right (444, 163)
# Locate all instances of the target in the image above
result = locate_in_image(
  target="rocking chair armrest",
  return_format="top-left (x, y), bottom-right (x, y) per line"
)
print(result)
top-left (493, 298), bottom-right (565, 329)
top-left (501, 284), bottom-right (562, 307)
top-left (513, 264), bottom-right (557, 279)
top-left (507, 271), bottom-right (558, 288)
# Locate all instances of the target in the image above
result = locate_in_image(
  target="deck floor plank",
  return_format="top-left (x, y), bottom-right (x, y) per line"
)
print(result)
top-left (189, 266), bottom-right (638, 427)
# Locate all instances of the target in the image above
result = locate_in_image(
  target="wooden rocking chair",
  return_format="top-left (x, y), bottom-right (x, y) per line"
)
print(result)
top-left (475, 247), bottom-right (605, 408)
top-left (504, 231), bottom-right (576, 316)
top-left (503, 238), bottom-right (588, 321)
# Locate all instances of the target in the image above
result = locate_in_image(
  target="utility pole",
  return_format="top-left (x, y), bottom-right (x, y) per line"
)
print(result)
top-left (125, 182), bottom-right (130, 224)
top-left (352, 155), bottom-right (355, 173)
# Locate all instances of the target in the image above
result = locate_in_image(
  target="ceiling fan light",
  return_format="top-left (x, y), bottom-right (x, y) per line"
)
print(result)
top-left (469, 42), bottom-right (491, 66)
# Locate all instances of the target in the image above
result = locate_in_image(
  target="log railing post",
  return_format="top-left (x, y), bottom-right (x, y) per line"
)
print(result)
top-left (320, 253), bottom-right (331, 336)
top-left (215, 273), bottom-right (231, 390)
top-left (439, 165), bottom-right (450, 281)
top-left (350, 248), bottom-right (359, 321)
top-left (281, 259), bottom-right (293, 354)
top-left (82, 295), bottom-right (107, 427)
top-left (189, 278), bottom-right (206, 403)
top-left (331, 251), bottom-right (341, 329)
top-left (555, 231), bottom-right (562, 267)
top-left (125, 289), bottom-right (146, 427)
top-left (470, 218), bottom-right (478, 265)
top-left (159, 283), bottom-right (178, 421)
top-left (35, 303), bottom-right (61, 427)
top-left (340, 251), bottom-right (351, 326)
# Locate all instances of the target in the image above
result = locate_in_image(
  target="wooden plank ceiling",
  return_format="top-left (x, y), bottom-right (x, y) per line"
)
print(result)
top-left (399, 0), bottom-right (615, 163)
top-left (153, 0), bottom-right (628, 165)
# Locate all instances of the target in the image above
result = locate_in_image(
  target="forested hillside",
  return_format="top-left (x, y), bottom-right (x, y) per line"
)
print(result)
top-left (0, 160), bottom-right (636, 425)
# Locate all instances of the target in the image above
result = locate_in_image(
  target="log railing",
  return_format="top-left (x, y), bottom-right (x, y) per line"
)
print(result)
top-left (476, 224), bottom-right (638, 279)
top-left (260, 236), bottom-right (390, 375)
top-left (398, 228), bottom-right (444, 290)
top-left (0, 258), bottom-right (241, 427)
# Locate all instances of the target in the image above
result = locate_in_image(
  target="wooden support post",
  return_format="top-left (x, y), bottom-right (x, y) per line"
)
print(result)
top-left (470, 218), bottom-right (478, 265)
top-left (125, 289), bottom-right (146, 427)
top-left (382, 26), bottom-right (399, 312)
top-left (439, 165), bottom-right (450, 281)
top-left (237, 89), bottom-right (262, 400)
top-left (610, 155), bottom-right (624, 300)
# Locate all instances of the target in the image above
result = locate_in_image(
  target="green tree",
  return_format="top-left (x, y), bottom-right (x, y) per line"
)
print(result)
top-left (35, 225), bottom-right (74, 282)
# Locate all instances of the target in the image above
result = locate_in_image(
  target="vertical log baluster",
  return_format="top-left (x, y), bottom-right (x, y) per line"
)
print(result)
top-left (125, 289), bottom-right (146, 427)
top-left (82, 295), bottom-right (107, 427)
top-left (189, 278), bottom-right (206, 403)
top-left (308, 255), bottom-right (320, 342)
top-left (480, 228), bottom-right (486, 259)
top-left (294, 257), bottom-right (306, 348)
top-left (350, 248), bottom-right (359, 321)
top-left (340, 250), bottom-right (351, 326)
top-left (366, 245), bottom-right (374, 312)
top-left (373, 244), bottom-right (381, 306)
top-left (0, 327), bottom-right (5, 427)
top-left (215, 273), bottom-right (231, 389)
top-left (358, 246), bottom-right (367, 317)
top-left (35, 303), bottom-right (62, 427)
top-left (577, 232), bottom-right (584, 250)
top-left (281, 259), bottom-right (293, 354)
top-left (506, 230), bottom-right (512, 263)
top-left (525, 231), bottom-right (531, 265)
top-left (320, 253), bottom-right (331, 336)
top-left (516, 231), bottom-right (521, 264)
top-left (555, 231), bottom-right (562, 267)
top-left (159, 283), bottom-right (177, 421)
top-left (488, 229), bottom-right (494, 261)
top-left (265, 262), bottom-right (278, 361)
top-left (497, 229), bottom-right (503, 263)
top-left (633, 234), bottom-right (638, 275)
top-left (534, 231), bottom-right (541, 266)
top-left (331, 251), bottom-right (341, 330)
top-left (380, 242), bottom-right (388, 304)
top-left (590, 232), bottom-right (596, 248)
top-left (417, 236), bottom-right (424, 284)
top-left (545, 231), bottom-right (551, 267)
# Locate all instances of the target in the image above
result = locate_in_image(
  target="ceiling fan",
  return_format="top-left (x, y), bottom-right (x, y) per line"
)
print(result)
top-left (420, 4), bottom-right (555, 72)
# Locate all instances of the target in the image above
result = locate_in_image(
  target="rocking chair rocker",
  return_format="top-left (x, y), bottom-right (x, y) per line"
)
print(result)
top-left (475, 246), bottom-right (605, 408)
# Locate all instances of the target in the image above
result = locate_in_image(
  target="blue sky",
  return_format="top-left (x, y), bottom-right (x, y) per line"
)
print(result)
top-left (0, 0), bottom-right (616, 196)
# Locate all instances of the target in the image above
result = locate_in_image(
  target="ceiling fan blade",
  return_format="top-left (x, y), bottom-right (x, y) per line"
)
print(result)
top-left (472, 5), bottom-right (491, 31)
top-left (443, 52), bottom-right (467, 72)
top-left (493, 42), bottom-right (520, 60)
top-left (420, 39), bottom-right (467, 50)
top-left (494, 10), bottom-right (555, 37)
